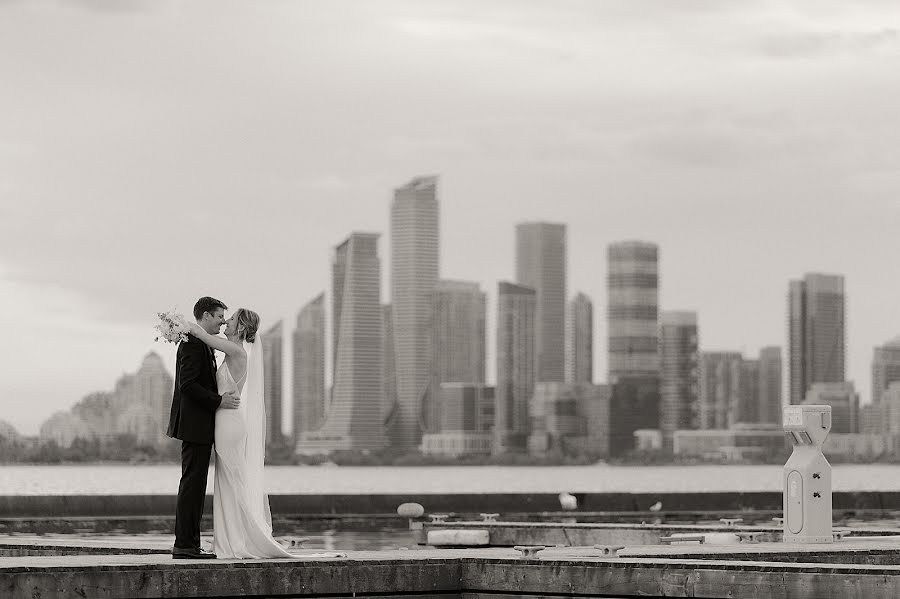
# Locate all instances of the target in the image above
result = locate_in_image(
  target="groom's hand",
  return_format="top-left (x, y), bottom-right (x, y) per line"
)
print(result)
top-left (221, 392), bottom-right (241, 410)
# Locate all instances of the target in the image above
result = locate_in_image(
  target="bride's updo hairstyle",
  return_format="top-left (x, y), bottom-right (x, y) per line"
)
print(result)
top-left (234, 308), bottom-right (261, 343)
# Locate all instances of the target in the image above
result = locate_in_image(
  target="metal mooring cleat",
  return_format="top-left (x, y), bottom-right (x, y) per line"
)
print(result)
top-left (513, 545), bottom-right (546, 558)
top-left (593, 544), bottom-right (625, 556)
top-left (719, 518), bottom-right (744, 527)
top-left (429, 514), bottom-right (449, 524)
top-left (480, 513), bottom-right (499, 522)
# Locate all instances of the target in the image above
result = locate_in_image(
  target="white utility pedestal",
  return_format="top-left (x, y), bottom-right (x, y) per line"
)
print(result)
top-left (782, 404), bottom-right (833, 544)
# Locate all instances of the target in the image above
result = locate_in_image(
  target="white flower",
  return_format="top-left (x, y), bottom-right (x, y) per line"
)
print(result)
top-left (154, 309), bottom-right (190, 344)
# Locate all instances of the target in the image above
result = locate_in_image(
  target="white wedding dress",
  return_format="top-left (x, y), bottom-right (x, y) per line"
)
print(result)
top-left (212, 337), bottom-right (294, 559)
top-left (211, 334), bottom-right (345, 560)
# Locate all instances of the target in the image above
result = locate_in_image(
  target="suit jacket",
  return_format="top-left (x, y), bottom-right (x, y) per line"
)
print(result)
top-left (167, 335), bottom-right (222, 444)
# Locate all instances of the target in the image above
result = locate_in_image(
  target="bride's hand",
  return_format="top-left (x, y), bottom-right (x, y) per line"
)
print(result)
top-left (176, 316), bottom-right (202, 337)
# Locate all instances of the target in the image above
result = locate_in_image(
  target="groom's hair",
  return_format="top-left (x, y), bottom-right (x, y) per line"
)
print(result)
top-left (193, 296), bottom-right (228, 320)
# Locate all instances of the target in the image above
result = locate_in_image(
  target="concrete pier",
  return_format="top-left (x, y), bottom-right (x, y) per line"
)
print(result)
top-left (5, 542), bottom-right (900, 598)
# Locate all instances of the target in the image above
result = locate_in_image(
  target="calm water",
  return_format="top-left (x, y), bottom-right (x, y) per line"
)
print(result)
top-left (3, 464), bottom-right (900, 495)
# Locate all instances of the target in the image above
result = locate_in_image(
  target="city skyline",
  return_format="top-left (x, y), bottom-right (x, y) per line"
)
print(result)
top-left (4, 1), bottom-right (900, 435)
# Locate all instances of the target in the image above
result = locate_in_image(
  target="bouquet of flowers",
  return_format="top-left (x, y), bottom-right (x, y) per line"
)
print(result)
top-left (154, 310), bottom-right (191, 344)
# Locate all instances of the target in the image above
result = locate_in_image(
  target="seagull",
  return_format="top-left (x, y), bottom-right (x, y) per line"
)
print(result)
top-left (649, 501), bottom-right (663, 512)
top-left (558, 492), bottom-right (578, 511)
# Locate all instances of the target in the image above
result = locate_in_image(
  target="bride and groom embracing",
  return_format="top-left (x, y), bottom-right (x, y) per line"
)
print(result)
top-left (166, 296), bottom-right (302, 560)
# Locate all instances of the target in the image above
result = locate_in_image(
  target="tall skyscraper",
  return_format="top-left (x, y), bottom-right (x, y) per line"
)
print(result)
top-left (609, 376), bottom-right (660, 456)
top-left (788, 273), bottom-right (845, 404)
top-left (607, 241), bottom-right (659, 380)
top-left (429, 280), bottom-right (486, 432)
top-left (516, 222), bottom-right (566, 383)
top-left (758, 346), bottom-right (783, 424)
top-left (872, 336), bottom-right (900, 404)
top-left (698, 352), bottom-right (744, 429)
top-left (292, 294), bottom-right (325, 441)
top-left (659, 311), bottom-right (698, 452)
top-left (261, 320), bottom-right (284, 447)
top-left (736, 359), bottom-right (760, 424)
top-left (607, 241), bottom-right (659, 455)
top-left (296, 233), bottom-right (387, 453)
top-left (382, 304), bottom-right (397, 425)
top-left (390, 175), bottom-right (439, 450)
top-left (495, 282), bottom-right (536, 454)
top-left (566, 292), bottom-right (593, 384)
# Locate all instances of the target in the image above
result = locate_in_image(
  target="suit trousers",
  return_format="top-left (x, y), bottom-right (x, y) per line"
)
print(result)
top-left (174, 440), bottom-right (213, 549)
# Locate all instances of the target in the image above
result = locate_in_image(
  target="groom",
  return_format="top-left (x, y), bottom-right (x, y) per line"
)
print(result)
top-left (167, 296), bottom-right (241, 559)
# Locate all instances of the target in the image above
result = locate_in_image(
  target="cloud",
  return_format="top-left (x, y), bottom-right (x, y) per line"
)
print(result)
top-left (759, 28), bottom-right (900, 58)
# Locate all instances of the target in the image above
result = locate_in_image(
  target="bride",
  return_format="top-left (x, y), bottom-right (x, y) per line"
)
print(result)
top-left (182, 308), bottom-right (294, 559)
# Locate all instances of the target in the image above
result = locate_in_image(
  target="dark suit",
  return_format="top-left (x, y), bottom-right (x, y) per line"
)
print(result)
top-left (167, 335), bottom-right (222, 549)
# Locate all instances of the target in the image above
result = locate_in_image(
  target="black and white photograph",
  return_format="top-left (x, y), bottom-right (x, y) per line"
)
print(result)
top-left (1, 1), bottom-right (900, 597)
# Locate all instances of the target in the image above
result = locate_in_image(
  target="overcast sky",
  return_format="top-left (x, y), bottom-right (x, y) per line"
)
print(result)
top-left (2, 0), bottom-right (899, 436)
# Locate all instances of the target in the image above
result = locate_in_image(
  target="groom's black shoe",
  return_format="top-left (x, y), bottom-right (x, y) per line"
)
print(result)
top-left (172, 546), bottom-right (217, 559)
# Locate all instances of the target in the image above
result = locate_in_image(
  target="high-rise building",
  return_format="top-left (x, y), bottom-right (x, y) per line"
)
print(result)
top-left (39, 353), bottom-right (173, 449)
top-left (516, 222), bottom-right (566, 383)
top-left (607, 241), bottom-right (659, 381)
top-left (429, 280), bottom-right (486, 432)
top-left (699, 349), bottom-right (781, 430)
top-left (566, 293), bottom-right (593, 384)
top-left (390, 176), bottom-right (439, 450)
top-left (736, 359), bottom-right (760, 424)
top-left (495, 282), bottom-right (536, 454)
top-left (872, 336), bottom-right (900, 404)
top-left (609, 376), bottom-right (659, 456)
top-left (420, 383), bottom-right (494, 457)
top-left (606, 242), bottom-right (660, 456)
top-left (803, 382), bottom-right (859, 434)
top-left (659, 311), bottom-right (698, 452)
top-left (382, 304), bottom-right (397, 427)
top-left (788, 273), bottom-right (845, 404)
top-left (698, 352), bottom-right (744, 429)
top-left (261, 320), bottom-right (284, 448)
top-left (864, 382), bottom-right (900, 435)
top-left (135, 352), bottom-right (173, 446)
top-left (758, 346), bottom-right (783, 424)
top-left (527, 382), bottom-right (611, 457)
top-left (296, 233), bottom-right (387, 453)
top-left (292, 294), bottom-right (325, 441)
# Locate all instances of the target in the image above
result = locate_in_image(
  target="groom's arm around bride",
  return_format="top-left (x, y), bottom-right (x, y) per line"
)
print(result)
top-left (168, 335), bottom-right (240, 442)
